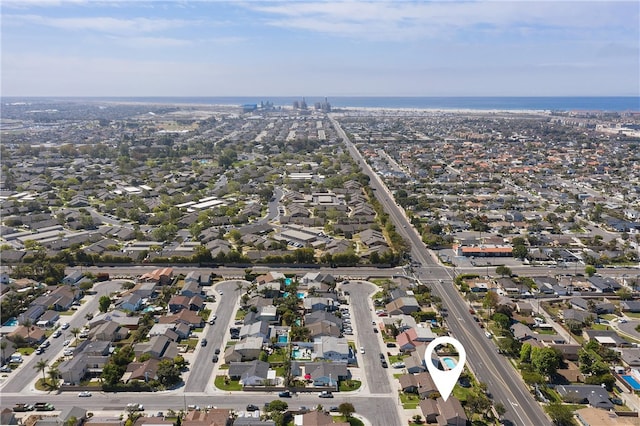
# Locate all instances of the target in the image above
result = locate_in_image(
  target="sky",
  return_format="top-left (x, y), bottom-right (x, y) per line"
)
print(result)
top-left (1, 0), bottom-right (639, 97)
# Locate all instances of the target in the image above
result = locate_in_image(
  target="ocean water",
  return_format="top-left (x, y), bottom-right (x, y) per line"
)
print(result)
top-left (4, 96), bottom-right (639, 112)
top-left (82, 96), bottom-right (639, 112)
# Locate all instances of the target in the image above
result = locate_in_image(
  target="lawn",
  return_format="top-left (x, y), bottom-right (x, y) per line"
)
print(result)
top-left (17, 347), bottom-right (34, 356)
top-left (268, 349), bottom-right (288, 363)
top-left (214, 375), bottom-right (242, 391)
top-left (453, 385), bottom-right (475, 402)
top-left (339, 380), bottom-right (361, 392)
top-left (388, 354), bottom-right (407, 364)
top-left (332, 415), bottom-right (364, 426)
top-left (399, 392), bottom-right (420, 409)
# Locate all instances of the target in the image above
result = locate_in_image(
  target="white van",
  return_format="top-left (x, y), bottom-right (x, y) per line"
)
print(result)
top-left (9, 353), bottom-right (23, 363)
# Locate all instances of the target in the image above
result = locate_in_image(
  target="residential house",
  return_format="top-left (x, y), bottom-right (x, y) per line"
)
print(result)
top-left (224, 337), bottom-right (263, 363)
top-left (160, 310), bottom-right (204, 329)
top-left (228, 360), bottom-right (270, 386)
top-left (62, 271), bottom-right (84, 285)
top-left (556, 385), bottom-right (614, 409)
top-left (583, 330), bottom-right (631, 348)
top-left (132, 281), bottom-right (157, 299)
top-left (561, 309), bottom-right (594, 325)
top-left (396, 327), bottom-right (436, 353)
top-left (620, 301), bottom-right (640, 313)
top-left (575, 407), bottom-right (638, 426)
top-left (139, 267), bottom-right (173, 286)
top-left (133, 335), bottom-right (179, 360)
top-left (292, 361), bottom-right (349, 387)
top-left (516, 302), bottom-right (534, 316)
top-left (385, 297), bottom-right (420, 315)
top-left (181, 280), bottom-right (201, 298)
top-left (0, 408), bottom-right (18, 425)
top-left (587, 276), bottom-right (621, 293)
top-left (169, 295), bottom-right (191, 313)
top-left (36, 310), bottom-right (60, 328)
top-left (296, 411), bottom-right (349, 426)
top-left (33, 285), bottom-right (81, 311)
top-left (313, 336), bottom-right (349, 362)
top-left (182, 408), bottom-right (232, 426)
top-left (233, 418), bottom-right (275, 426)
top-left (510, 323), bottom-right (534, 342)
top-left (18, 305), bottom-right (45, 325)
top-left (239, 321), bottom-right (271, 343)
top-left (305, 311), bottom-right (343, 329)
top-left (303, 297), bottom-right (336, 313)
top-left (405, 343), bottom-right (430, 374)
top-left (90, 321), bottom-right (129, 342)
top-left (256, 305), bottom-right (278, 323)
top-left (89, 310), bottom-right (140, 330)
top-left (58, 341), bottom-right (111, 385)
top-left (122, 358), bottom-right (160, 383)
top-left (398, 372), bottom-right (438, 398)
top-left (148, 323), bottom-right (180, 342)
top-left (256, 281), bottom-right (281, 298)
top-left (118, 293), bottom-right (143, 312)
top-left (619, 348), bottom-right (640, 367)
top-left (307, 321), bottom-right (341, 339)
top-left (9, 325), bottom-right (46, 345)
top-left (431, 397), bottom-right (468, 426)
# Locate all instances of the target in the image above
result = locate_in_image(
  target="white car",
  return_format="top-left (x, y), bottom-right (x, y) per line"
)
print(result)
top-left (359, 347), bottom-right (365, 354)
top-left (78, 391), bottom-right (92, 397)
top-left (63, 340), bottom-right (71, 346)
top-left (61, 323), bottom-right (70, 330)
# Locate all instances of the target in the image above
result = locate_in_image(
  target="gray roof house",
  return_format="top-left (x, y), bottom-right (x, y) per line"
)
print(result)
top-left (228, 360), bottom-right (270, 386)
top-left (313, 336), bottom-right (349, 362)
top-left (556, 385), bottom-right (614, 409)
top-left (239, 321), bottom-right (271, 343)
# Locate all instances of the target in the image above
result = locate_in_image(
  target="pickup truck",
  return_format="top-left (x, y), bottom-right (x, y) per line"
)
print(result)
top-left (12, 404), bottom-right (34, 412)
top-left (34, 402), bottom-right (54, 411)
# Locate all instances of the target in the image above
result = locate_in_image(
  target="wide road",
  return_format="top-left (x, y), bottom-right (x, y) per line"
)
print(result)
top-left (0, 392), bottom-right (399, 425)
top-left (184, 280), bottom-right (248, 392)
top-left (1, 280), bottom-right (124, 393)
top-left (331, 115), bottom-right (551, 426)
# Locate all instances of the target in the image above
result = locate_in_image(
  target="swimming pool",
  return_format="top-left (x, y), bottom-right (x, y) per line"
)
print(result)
top-left (278, 335), bottom-right (288, 343)
top-left (2, 318), bottom-right (18, 327)
top-left (442, 357), bottom-right (457, 369)
top-left (297, 292), bottom-right (305, 299)
top-left (285, 278), bottom-right (292, 286)
top-left (621, 375), bottom-right (640, 391)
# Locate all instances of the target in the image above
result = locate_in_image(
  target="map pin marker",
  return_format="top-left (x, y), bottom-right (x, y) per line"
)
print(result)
top-left (424, 336), bottom-right (466, 401)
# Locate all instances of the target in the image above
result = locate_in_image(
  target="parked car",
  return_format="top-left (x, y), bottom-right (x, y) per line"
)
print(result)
top-left (52, 330), bottom-right (61, 338)
top-left (359, 347), bottom-right (365, 354)
top-left (0, 365), bottom-right (12, 373)
top-left (126, 403), bottom-right (144, 411)
top-left (246, 404), bottom-right (259, 412)
top-left (214, 348), bottom-right (220, 354)
top-left (212, 355), bottom-right (219, 363)
top-left (318, 391), bottom-right (333, 398)
top-left (200, 339), bottom-right (207, 347)
top-left (278, 391), bottom-right (291, 398)
top-left (381, 360), bottom-right (388, 368)
top-left (61, 323), bottom-right (70, 330)
top-left (78, 391), bottom-right (92, 397)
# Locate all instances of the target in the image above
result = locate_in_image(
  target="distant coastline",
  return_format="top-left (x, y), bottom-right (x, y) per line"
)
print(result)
top-left (2, 96), bottom-right (639, 112)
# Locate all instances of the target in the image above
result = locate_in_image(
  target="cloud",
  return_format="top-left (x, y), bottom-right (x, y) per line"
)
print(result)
top-left (244, 1), bottom-right (639, 42)
top-left (6, 14), bottom-right (200, 36)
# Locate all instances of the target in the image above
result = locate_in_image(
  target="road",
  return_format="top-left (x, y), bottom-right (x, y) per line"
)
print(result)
top-left (184, 280), bottom-right (247, 392)
top-left (331, 115), bottom-right (552, 426)
top-left (1, 280), bottom-right (124, 393)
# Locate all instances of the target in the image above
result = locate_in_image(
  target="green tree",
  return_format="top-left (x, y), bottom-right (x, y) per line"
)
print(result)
top-left (492, 313), bottom-right (510, 330)
top-left (512, 244), bottom-right (528, 259)
top-left (520, 343), bottom-right (532, 363)
top-left (482, 291), bottom-right (499, 317)
top-left (338, 402), bottom-right (355, 418)
top-left (157, 359), bottom-right (181, 387)
top-left (531, 347), bottom-right (561, 378)
top-left (34, 358), bottom-right (49, 385)
top-left (495, 265), bottom-right (512, 277)
top-left (585, 265), bottom-right (597, 277)
top-left (70, 327), bottom-right (81, 341)
top-left (266, 400), bottom-right (288, 412)
top-left (98, 295), bottom-right (111, 313)
top-left (47, 367), bottom-right (60, 389)
top-left (545, 403), bottom-right (576, 426)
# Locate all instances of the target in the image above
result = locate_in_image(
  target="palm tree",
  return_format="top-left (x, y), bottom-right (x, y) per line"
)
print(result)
top-left (34, 359), bottom-right (48, 385)
top-left (22, 319), bottom-right (33, 342)
top-left (70, 327), bottom-right (81, 342)
top-left (0, 340), bottom-right (7, 363)
top-left (47, 367), bottom-right (60, 389)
